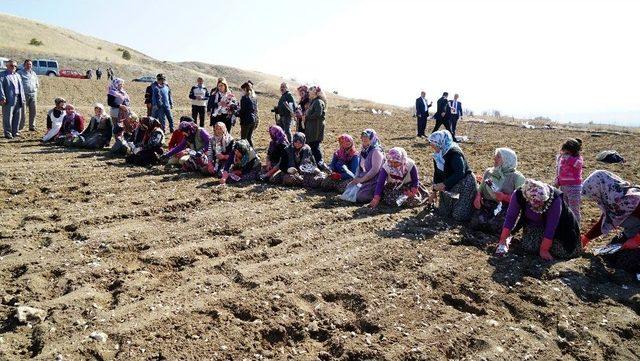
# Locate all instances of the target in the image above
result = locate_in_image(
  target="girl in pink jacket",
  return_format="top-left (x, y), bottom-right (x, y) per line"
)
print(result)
top-left (555, 138), bottom-right (584, 222)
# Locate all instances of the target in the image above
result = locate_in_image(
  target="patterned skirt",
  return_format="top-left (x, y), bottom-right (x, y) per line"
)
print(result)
top-left (469, 199), bottom-right (507, 235)
top-left (320, 175), bottom-right (350, 193)
top-left (282, 172), bottom-right (323, 188)
top-left (381, 182), bottom-right (430, 208)
top-left (560, 185), bottom-right (582, 223)
top-left (436, 173), bottom-right (477, 221)
top-left (518, 225), bottom-right (581, 259)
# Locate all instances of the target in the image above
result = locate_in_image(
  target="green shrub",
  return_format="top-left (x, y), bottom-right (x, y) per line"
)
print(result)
top-left (117, 47), bottom-right (124, 51)
top-left (122, 50), bottom-right (131, 60)
top-left (29, 38), bottom-right (43, 46)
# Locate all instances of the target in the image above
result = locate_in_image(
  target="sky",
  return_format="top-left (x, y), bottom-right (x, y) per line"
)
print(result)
top-left (3, 0), bottom-right (640, 126)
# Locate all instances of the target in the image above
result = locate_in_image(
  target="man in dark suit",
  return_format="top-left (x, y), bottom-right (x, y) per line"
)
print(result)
top-left (0, 60), bottom-right (26, 139)
top-left (431, 92), bottom-right (452, 134)
top-left (449, 93), bottom-right (463, 141)
top-left (415, 91), bottom-right (432, 137)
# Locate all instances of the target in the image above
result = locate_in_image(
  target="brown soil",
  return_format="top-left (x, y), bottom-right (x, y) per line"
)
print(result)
top-left (1, 78), bottom-right (640, 361)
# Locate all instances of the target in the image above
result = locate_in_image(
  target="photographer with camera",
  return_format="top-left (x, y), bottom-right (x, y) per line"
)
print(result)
top-left (276, 82), bottom-right (296, 142)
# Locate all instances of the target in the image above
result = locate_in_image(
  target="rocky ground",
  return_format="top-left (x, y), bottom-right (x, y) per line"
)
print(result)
top-left (1, 78), bottom-right (640, 360)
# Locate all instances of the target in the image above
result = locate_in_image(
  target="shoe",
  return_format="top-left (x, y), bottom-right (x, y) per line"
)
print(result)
top-left (14, 132), bottom-right (21, 137)
top-left (29, 127), bottom-right (36, 132)
top-left (4, 134), bottom-right (12, 139)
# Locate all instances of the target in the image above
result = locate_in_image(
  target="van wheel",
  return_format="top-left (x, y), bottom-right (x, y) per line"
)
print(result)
top-left (47, 72), bottom-right (56, 77)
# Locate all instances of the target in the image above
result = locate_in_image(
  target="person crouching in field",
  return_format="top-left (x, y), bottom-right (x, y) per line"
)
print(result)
top-left (281, 132), bottom-right (322, 188)
top-left (110, 112), bottom-right (140, 156)
top-left (261, 125), bottom-right (290, 183)
top-left (55, 104), bottom-right (85, 146)
top-left (346, 129), bottom-right (384, 203)
top-left (220, 139), bottom-right (261, 185)
top-left (581, 170), bottom-right (640, 273)
top-left (555, 138), bottom-right (584, 222)
top-left (162, 121), bottom-right (211, 172)
top-left (368, 147), bottom-right (429, 208)
top-left (320, 134), bottom-right (360, 193)
top-left (496, 179), bottom-right (581, 261)
top-left (42, 97), bottom-right (67, 142)
top-left (428, 130), bottom-right (476, 221)
top-left (125, 117), bottom-right (165, 166)
top-left (206, 122), bottom-right (235, 177)
top-left (75, 103), bottom-right (113, 149)
top-left (470, 148), bottom-right (525, 235)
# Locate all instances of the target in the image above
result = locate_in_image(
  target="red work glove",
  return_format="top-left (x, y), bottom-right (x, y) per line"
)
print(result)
top-left (621, 234), bottom-right (640, 250)
top-left (539, 238), bottom-right (554, 261)
top-left (580, 235), bottom-right (591, 248)
top-left (330, 172), bottom-right (342, 181)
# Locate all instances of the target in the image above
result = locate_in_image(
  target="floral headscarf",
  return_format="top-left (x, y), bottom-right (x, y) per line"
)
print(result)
top-left (107, 78), bottom-right (130, 105)
top-left (335, 134), bottom-right (357, 163)
top-left (268, 125), bottom-right (289, 155)
top-left (179, 121), bottom-right (198, 136)
top-left (234, 139), bottom-right (257, 168)
top-left (212, 121), bottom-right (233, 151)
top-left (360, 129), bottom-right (382, 159)
top-left (582, 170), bottom-right (640, 235)
top-left (428, 130), bottom-right (459, 171)
top-left (522, 179), bottom-right (552, 214)
top-left (383, 147), bottom-right (410, 179)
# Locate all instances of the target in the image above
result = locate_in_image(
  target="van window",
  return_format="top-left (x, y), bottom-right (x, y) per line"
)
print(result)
top-left (47, 61), bottom-right (57, 68)
top-left (38, 61), bottom-right (47, 67)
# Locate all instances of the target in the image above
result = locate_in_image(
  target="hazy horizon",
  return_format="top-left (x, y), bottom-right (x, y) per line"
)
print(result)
top-left (2, 0), bottom-right (639, 126)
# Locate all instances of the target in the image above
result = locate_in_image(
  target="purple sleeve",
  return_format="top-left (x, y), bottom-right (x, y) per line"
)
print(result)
top-left (374, 168), bottom-right (388, 197)
top-left (503, 192), bottom-right (522, 231)
top-left (410, 165), bottom-right (419, 188)
top-left (543, 197), bottom-right (562, 240)
top-left (200, 130), bottom-right (211, 152)
top-left (164, 139), bottom-right (187, 158)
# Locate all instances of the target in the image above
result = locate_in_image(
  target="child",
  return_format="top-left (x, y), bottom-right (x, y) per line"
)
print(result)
top-left (555, 138), bottom-right (584, 222)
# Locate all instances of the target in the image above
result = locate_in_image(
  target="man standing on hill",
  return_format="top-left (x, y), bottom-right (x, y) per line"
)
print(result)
top-left (277, 82), bottom-right (296, 142)
top-left (431, 92), bottom-right (452, 135)
top-left (107, 67), bottom-right (114, 81)
top-left (415, 91), bottom-right (432, 138)
top-left (152, 73), bottom-right (175, 133)
top-left (18, 59), bottom-right (39, 132)
top-left (0, 60), bottom-right (26, 139)
top-left (449, 93), bottom-right (463, 141)
top-left (189, 77), bottom-right (209, 127)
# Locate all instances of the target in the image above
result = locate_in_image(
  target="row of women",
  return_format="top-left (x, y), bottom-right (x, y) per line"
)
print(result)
top-left (40, 95), bottom-right (640, 274)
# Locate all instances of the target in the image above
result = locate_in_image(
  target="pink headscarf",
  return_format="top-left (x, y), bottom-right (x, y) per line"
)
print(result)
top-left (334, 134), bottom-right (357, 163)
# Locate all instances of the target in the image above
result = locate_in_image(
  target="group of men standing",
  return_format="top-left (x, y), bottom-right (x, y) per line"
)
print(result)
top-left (415, 91), bottom-right (463, 140)
top-left (0, 59), bottom-right (39, 139)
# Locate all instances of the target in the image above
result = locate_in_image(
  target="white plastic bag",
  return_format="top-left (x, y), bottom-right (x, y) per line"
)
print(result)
top-left (340, 183), bottom-right (360, 202)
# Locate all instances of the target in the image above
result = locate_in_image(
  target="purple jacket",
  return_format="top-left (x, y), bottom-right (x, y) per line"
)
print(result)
top-left (165, 128), bottom-right (211, 158)
top-left (503, 192), bottom-right (562, 240)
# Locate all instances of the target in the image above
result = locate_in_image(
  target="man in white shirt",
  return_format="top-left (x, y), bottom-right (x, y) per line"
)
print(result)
top-left (0, 60), bottom-right (26, 139)
top-left (18, 59), bottom-right (39, 131)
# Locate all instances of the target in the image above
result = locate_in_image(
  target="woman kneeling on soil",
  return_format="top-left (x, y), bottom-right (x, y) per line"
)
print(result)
top-left (429, 130), bottom-right (476, 221)
top-left (110, 112), bottom-right (140, 157)
top-left (581, 170), bottom-right (640, 272)
top-left (76, 103), bottom-right (113, 149)
top-left (496, 179), bottom-right (581, 261)
top-left (56, 104), bottom-right (85, 146)
top-left (220, 139), bottom-right (261, 185)
top-left (125, 117), bottom-right (164, 166)
top-left (261, 125), bottom-right (289, 183)
top-left (206, 121), bottom-right (235, 177)
top-left (282, 132), bottom-right (321, 187)
top-left (347, 129), bottom-right (385, 203)
top-left (369, 147), bottom-right (429, 208)
top-left (470, 147), bottom-right (525, 234)
top-left (163, 121), bottom-right (211, 172)
top-left (320, 134), bottom-right (360, 193)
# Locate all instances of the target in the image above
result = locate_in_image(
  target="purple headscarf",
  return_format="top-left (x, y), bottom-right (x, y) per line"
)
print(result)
top-left (360, 129), bottom-right (382, 159)
top-left (268, 125), bottom-right (289, 155)
top-left (107, 78), bottom-right (130, 106)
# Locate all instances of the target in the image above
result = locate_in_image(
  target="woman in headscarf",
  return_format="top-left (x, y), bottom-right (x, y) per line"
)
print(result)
top-left (220, 139), bottom-right (261, 184)
top-left (260, 125), bottom-right (290, 183)
top-left (429, 130), bottom-right (476, 221)
top-left (110, 113), bottom-right (141, 157)
top-left (162, 120), bottom-right (211, 172)
top-left (107, 78), bottom-right (131, 123)
top-left (295, 85), bottom-right (310, 133)
top-left (470, 148), bottom-right (526, 234)
top-left (303, 86), bottom-right (328, 170)
top-left (206, 121), bottom-right (235, 177)
top-left (496, 179), bottom-right (581, 260)
top-left (282, 132), bottom-right (320, 187)
top-left (368, 147), bottom-right (429, 208)
top-left (76, 103), bottom-right (113, 149)
top-left (125, 117), bottom-right (165, 166)
top-left (55, 104), bottom-right (85, 146)
top-left (581, 170), bottom-right (640, 272)
top-left (43, 97), bottom-right (67, 142)
top-left (321, 134), bottom-right (360, 193)
top-left (347, 129), bottom-right (385, 203)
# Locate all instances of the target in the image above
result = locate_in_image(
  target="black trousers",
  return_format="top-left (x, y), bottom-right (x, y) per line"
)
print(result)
top-left (417, 114), bottom-right (428, 136)
top-left (211, 114), bottom-right (232, 132)
top-left (450, 115), bottom-right (460, 140)
top-left (240, 122), bottom-right (255, 147)
top-left (432, 117), bottom-right (452, 135)
top-left (308, 141), bottom-right (323, 164)
top-left (192, 105), bottom-right (206, 127)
